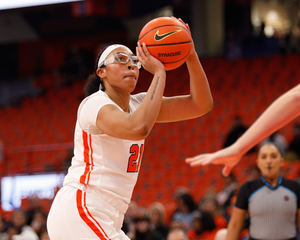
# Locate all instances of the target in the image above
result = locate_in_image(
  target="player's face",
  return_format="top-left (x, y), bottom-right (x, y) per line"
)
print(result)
top-left (257, 144), bottom-right (283, 180)
top-left (98, 47), bottom-right (140, 93)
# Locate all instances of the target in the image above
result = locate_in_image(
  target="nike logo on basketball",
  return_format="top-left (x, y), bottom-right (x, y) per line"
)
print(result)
top-left (154, 30), bottom-right (182, 41)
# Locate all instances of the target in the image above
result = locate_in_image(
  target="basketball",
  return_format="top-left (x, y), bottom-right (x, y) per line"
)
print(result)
top-left (138, 17), bottom-right (192, 71)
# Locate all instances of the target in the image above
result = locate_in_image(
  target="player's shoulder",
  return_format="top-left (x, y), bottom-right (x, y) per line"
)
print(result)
top-left (89, 90), bottom-right (108, 99)
top-left (77, 90), bottom-right (115, 116)
top-left (83, 90), bottom-right (113, 105)
top-left (130, 92), bottom-right (146, 102)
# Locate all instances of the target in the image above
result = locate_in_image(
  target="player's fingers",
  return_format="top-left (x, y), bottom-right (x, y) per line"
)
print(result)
top-left (137, 42), bottom-right (147, 64)
top-left (188, 157), bottom-right (211, 167)
top-left (142, 42), bottom-right (149, 56)
top-left (185, 23), bottom-right (191, 32)
top-left (189, 161), bottom-right (202, 167)
top-left (185, 157), bottom-right (195, 163)
top-left (222, 165), bottom-right (233, 177)
top-left (177, 18), bottom-right (190, 30)
top-left (136, 46), bottom-right (140, 58)
top-left (185, 154), bottom-right (205, 163)
top-left (178, 18), bottom-right (184, 24)
top-left (198, 157), bottom-right (214, 166)
top-left (136, 42), bottom-right (143, 57)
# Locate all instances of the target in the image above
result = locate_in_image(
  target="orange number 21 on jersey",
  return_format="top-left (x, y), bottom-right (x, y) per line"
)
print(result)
top-left (127, 144), bottom-right (144, 172)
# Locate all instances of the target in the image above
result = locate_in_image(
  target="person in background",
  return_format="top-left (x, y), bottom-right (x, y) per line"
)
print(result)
top-left (215, 173), bottom-right (237, 213)
top-left (0, 215), bottom-right (8, 240)
top-left (147, 202), bottom-right (169, 239)
top-left (168, 221), bottom-right (186, 232)
top-left (26, 196), bottom-right (42, 226)
top-left (223, 116), bottom-right (247, 149)
top-left (0, 139), bottom-right (4, 161)
top-left (167, 228), bottom-right (189, 240)
top-left (288, 123), bottom-right (300, 159)
top-left (245, 165), bottom-right (261, 181)
top-left (30, 211), bottom-right (48, 239)
top-left (187, 210), bottom-right (217, 240)
top-left (260, 131), bottom-right (288, 155)
top-left (172, 193), bottom-right (198, 232)
top-left (225, 143), bottom-right (300, 240)
top-left (199, 197), bottom-right (227, 229)
top-left (127, 213), bottom-right (163, 240)
top-left (168, 187), bottom-right (190, 224)
top-left (172, 187), bottom-right (190, 203)
top-left (122, 201), bottom-right (139, 234)
top-left (8, 209), bottom-right (39, 240)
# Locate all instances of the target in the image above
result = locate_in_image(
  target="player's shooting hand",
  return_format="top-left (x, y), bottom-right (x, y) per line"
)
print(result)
top-left (136, 42), bottom-right (165, 75)
top-left (185, 145), bottom-right (243, 176)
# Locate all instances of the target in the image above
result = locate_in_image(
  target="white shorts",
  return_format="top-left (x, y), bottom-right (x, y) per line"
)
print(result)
top-left (47, 185), bottom-right (129, 240)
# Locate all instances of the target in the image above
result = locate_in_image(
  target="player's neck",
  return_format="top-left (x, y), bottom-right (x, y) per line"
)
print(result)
top-left (106, 90), bottom-right (130, 113)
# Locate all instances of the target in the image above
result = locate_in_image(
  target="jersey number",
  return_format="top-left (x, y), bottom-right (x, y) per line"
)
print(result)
top-left (127, 144), bottom-right (144, 172)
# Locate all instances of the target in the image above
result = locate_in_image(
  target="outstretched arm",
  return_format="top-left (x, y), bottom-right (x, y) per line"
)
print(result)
top-left (156, 18), bottom-right (213, 123)
top-left (186, 83), bottom-right (300, 176)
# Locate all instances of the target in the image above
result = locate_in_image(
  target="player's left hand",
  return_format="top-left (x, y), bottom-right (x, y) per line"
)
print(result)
top-left (172, 17), bottom-right (195, 56)
top-left (185, 145), bottom-right (243, 176)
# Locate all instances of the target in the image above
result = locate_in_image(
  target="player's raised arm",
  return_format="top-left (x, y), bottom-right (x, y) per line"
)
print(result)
top-left (156, 18), bottom-right (213, 123)
top-left (186, 83), bottom-right (300, 176)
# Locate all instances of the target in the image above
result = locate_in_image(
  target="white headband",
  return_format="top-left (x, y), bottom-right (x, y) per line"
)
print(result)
top-left (97, 44), bottom-right (131, 69)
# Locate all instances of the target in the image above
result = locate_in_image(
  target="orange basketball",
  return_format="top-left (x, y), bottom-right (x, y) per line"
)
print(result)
top-left (138, 17), bottom-right (192, 71)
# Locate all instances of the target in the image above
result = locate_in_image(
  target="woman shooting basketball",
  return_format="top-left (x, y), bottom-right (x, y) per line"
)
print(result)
top-left (47, 17), bottom-right (213, 240)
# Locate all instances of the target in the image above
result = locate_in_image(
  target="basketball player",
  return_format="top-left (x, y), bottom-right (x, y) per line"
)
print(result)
top-left (186, 83), bottom-right (300, 176)
top-left (47, 18), bottom-right (213, 240)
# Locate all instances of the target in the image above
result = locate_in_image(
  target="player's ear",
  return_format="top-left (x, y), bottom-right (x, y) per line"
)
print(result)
top-left (97, 68), bottom-right (106, 78)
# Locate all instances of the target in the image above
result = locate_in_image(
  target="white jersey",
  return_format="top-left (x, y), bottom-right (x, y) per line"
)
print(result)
top-left (64, 90), bottom-right (146, 206)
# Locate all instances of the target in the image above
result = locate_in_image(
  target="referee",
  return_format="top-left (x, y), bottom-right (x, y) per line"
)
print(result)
top-left (225, 143), bottom-right (300, 240)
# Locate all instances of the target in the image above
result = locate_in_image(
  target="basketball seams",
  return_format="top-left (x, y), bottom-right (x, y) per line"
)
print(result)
top-left (138, 25), bottom-right (190, 41)
top-left (145, 41), bottom-right (192, 47)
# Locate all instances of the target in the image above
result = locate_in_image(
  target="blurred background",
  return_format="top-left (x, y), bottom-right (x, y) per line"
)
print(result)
top-left (0, 0), bottom-right (300, 237)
